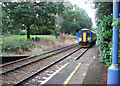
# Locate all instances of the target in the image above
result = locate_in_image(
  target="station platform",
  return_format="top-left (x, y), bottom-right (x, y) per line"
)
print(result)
top-left (43, 45), bottom-right (108, 86)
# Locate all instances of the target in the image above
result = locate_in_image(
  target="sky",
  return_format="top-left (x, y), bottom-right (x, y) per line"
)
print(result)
top-left (68, 0), bottom-right (97, 27)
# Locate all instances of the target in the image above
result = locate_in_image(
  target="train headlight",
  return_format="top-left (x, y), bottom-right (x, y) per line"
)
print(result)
top-left (79, 38), bottom-right (82, 41)
top-left (88, 39), bottom-right (90, 41)
top-left (87, 37), bottom-right (90, 41)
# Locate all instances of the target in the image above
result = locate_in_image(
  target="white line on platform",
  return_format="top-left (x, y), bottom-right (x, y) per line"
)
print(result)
top-left (42, 77), bottom-right (48, 79)
top-left (40, 63), bottom-right (69, 84)
top-left (93, 56), bottom-right (96, 58)
top-left (46, 74), bottom-right (51, 76)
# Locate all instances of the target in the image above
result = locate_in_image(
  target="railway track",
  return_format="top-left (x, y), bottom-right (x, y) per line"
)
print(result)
top-left (21, 48), bottom-right (89, 85)
top-left (1, 44), bottom-right (89, 86)
top-left (0, 43), bottom-right (78, 75)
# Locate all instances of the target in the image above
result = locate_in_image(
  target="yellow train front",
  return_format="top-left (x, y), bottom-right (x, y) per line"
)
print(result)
top-left (78, 28), bottom-right (96, 47)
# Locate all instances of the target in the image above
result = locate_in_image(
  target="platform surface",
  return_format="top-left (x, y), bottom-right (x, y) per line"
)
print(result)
top-left (42, 45), bottom-right (108, 85)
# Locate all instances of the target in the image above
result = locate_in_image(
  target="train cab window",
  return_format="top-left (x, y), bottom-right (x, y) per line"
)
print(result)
top-left (79, 31), bottom-right (82, 37)
top-left (87, 32), bottom-right (90, 37)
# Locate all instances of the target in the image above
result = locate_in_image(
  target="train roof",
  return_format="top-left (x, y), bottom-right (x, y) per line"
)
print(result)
top-left (80, 28), bottom-right (90, 31)
top-left (79, 28), bottom-right (96, 34)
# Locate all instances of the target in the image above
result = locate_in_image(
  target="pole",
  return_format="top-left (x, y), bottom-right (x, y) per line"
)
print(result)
top-left (107, 0), bottom-right (120, 85)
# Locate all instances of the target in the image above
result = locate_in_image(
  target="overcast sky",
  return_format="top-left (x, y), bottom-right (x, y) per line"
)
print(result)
top-left (68, 0), bottom-right (96, 27)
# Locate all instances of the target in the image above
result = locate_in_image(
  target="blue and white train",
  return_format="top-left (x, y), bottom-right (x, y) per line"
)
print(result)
top-left (78, 28), bottom-right (96, 47)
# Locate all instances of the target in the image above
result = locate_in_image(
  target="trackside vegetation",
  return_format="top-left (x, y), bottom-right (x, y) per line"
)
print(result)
top-left (1, 39), bottom-right (34, 54)
top-left (1, 2), bottom-right (92, 38)
top-left (1, 34), bottom-right (77, 55)
top-left (1, 35), bottom-right (55, 55)
top-left (94, 2), bottom-right (120, 66)
top-left (97, 15), bottom-right (113, 66)
top-left (1, 2), bottom-right (92, 55)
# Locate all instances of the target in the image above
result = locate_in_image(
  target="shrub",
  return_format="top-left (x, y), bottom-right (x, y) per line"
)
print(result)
top-left (1, 39), bottom-right (34, 54)
top-left (97, 15), bottom-right (113, 66)
top-left (59, 33), bottom-right (66, 40)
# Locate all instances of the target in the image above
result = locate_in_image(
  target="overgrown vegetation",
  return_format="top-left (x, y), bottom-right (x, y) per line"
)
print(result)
top-left (3, 35), bottom-right (55, 40)
top-left (2, 2), bottom-right (92, 38)
top-left (94, 2), bottom-right (120, 66)
top-left (97, 15), bottom-right (113, 66)
top-left (2, 2), bottom-right (65, 39)
top-left (1, 2), bottom-right (91, 55)
top-left (60, 3), bottom-right (92, 34)
top-left (1, 34), bottom-right (77, 55)
top-left (1, 39), bottom-right (34, 54)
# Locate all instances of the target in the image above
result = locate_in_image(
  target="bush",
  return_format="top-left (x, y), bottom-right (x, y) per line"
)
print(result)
top-left (70, 31), bottom-right (77, 36)
top-left (59, 33), bottom-right (66, 40)
top-left (1, 39), bottom-right (34, 54)
top-left (97, 15), bottom-right (113, 66)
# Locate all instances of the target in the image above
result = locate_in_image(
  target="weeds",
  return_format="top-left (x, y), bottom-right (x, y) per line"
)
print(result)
top-left (1, 39), bottom-right (34, 54)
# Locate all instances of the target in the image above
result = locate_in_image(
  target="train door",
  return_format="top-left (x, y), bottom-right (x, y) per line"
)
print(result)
top-left (83, 32), bottom-right (86, 42)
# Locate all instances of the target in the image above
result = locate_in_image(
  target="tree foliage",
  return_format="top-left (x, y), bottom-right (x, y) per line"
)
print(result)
top-left (2, 2), bottom-right (65, 38)
top-left (50, 15), bottom-right (62, 38)
top-left (95, 2), bottom-right (112, 20)
top-left (112, 18), bottom-right (120, 30)
top-left (2, 2), bottom-right (93, 38)
top-left (60, 3), bottom-right (92, 34)
top-left (94, 2), bottom-right (120, 66)
top-left (95, 2), bottom-right (120, 24)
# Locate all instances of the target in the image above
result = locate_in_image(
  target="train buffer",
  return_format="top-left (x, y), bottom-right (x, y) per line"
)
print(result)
top-left (43, 45), bottom-right (107, 85)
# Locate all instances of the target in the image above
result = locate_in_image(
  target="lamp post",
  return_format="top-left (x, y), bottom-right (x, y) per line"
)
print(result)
top-left (107, 0), bottom-right (120, 85)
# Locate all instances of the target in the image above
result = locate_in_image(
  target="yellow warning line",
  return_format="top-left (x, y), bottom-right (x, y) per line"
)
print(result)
top-left (113, 64), bottom-right (118, 66)
top-left (62, 63), bottom-right (81, 86)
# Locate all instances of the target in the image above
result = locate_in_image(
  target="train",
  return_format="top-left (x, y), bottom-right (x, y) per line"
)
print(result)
top-left (78, 28), bottom-right (96, 47)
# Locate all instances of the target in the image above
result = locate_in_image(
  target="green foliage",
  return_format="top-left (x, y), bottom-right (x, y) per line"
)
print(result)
top-left (2, 2), bottom-right (65, 38)
top-left (94, 2), bottom-right (120, 24)
top-left (4, 35), bottom-right (27, 39)
top-left (94, 2), bottom-right (113, 21)
top-left (112, 18), bottom-right (120, 30)
top-left (33, 52), bottom-right (41, 55)
top-left (50, 16), bottom-right (62, 38)
top-left (1, 39), bottom-right (34, 54)
top-left (20, 30), bottom-right (27, 35)
top-left (0, 53), bottom-right (11, 55)
top-left (95, 2), bottom-right (120, 66)
top-left (30, 24), bottom-right (51, 35)
top-left (3, 35), bottom-right (55, 40)
top-left (2, 10), bottom-right (20, 35)
top-left (41, 52), bottom-right (56, 57)
top-left (60, 4), bottom-right (92, 34)
top-left (70, 31), bottom-right (77, 36)
top-left (97, 15), bottom-right (113, 66)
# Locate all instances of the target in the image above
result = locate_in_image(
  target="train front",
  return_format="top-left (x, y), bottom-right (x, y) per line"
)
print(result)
top-left (78, 29), bottom-right (91, 47)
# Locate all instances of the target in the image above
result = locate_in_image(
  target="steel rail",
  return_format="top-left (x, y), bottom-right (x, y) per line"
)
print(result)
top-left (75, 48), bottom-right (89, 60)
top-left (0, 43), bottom-right (78, 67)
top-left (0, 44), bottom-right (78, 75)
top-left (13, 47), bottom-right (81, 86)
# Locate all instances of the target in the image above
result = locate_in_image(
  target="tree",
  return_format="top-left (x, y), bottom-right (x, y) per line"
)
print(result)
top-left (50, 14), bottom-right (62, 38)
top-left (94, 2), bottom-right (120, 66)
top-left (94, 2), bottom-right (120, 25)
top-left (2, 2), bottom-right (65, 39)
top-left (60, 4), bottom-right (92, 34)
